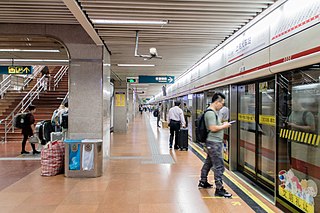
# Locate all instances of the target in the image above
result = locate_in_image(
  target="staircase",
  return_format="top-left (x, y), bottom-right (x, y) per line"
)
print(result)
top-left (0, 66), bottom-right (68, 143)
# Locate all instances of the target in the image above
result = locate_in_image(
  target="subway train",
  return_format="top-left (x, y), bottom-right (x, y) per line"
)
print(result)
top-left (151, 0), bottom-right (320, 212)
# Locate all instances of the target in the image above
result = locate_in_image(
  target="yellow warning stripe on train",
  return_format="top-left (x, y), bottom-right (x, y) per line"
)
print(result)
top-left (238, 113), bottom-right (255, 123)
top-left (280, 128), bottom-right (319, 146)
top-left (259, 115), bottom-right (276, 126)
top-left (189, 142), bottom-right (275, 213)
top-left (238, 114), bottom-right (275, 126)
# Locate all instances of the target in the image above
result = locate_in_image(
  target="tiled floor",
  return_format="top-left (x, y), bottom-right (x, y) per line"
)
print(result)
top-left (0, 112), bottom-right (282, 213)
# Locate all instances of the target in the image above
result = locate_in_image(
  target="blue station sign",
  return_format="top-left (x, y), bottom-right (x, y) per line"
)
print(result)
top-left (0, 66), bottom-right (33, 74)
top-left (138, 75), bottom-right (175, 84)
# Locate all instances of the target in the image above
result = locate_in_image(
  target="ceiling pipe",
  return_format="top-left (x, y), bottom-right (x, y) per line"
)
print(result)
top-left (134, 30), bottom-right (162, 60)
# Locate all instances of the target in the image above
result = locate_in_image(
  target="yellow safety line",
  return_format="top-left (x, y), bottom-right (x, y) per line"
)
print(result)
top-left (316, 136), bottom-right (320, 146)
top-left (189, 142), bottom-right (275, 213)
top-left (203, 196), bottom-right (240, 199)
top-left (280, 129), bottom-right (283, 137)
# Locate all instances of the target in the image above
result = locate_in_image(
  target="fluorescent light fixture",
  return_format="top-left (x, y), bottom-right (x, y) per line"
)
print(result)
top-left (131, 83), bottom-right (149, 86)
top-left (103, 63), bottom-right (111, 66)
top-left (0, 59), bottom-right (69, 63)
top-left (92, 19), bottom-right (168, 25)
top-left (117, 64), bottom-right (155, 67)
top-left (0, 49), bottom-right (60, 53)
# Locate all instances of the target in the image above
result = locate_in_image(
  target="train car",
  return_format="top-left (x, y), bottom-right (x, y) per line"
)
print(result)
top-left (152, 0), bottom-right (320, 212)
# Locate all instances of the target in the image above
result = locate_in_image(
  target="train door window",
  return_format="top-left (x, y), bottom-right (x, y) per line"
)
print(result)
top-left (238, 83), bottom-right (256, 179)
top-left (238, 79), bottom-right (276, 195)
top-left (257, 80), bottom-right (276, 189)
top-left (196, 93), bottom-right (204, 118)
top-left (277, 65), bottom-right (320, 212)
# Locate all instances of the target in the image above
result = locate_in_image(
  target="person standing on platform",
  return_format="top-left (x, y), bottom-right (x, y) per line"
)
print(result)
top-left (41, 66), bottom-right (50, 91)
top-left (183, 103), bottom-right (191, 127)
top-left (198, 92), bottom-right (232, 198)
top-left (21, 105), bottom-right (40, 155)
top-left (168, 101), bottom-right (185, 149)
top-left (157, 103), bottom-right (162, 128)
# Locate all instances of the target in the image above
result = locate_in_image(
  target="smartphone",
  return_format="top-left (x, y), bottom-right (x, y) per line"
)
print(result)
top-left (229, 120), bottom-right (236, 124)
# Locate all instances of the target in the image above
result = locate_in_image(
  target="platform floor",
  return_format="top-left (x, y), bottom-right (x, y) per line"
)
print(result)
top-left (0, 112), bottom-right (282, 213)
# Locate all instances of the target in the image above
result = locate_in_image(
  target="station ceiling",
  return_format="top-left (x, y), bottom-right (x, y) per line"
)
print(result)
top-left (0, 0), bottom-right (277, 99)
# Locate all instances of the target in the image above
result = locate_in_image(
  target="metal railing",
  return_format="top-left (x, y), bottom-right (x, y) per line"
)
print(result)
top-left (62, 91), bottom-right (69, 105)
top-left (22, 65), bottom-right (44, 90)
top-left (0, 75), bottom-right (12, 99)
top-left (53, 66), bottom-right (68, 90)
top-left (0, 75), bottom-right (47, 142)
top-left (0, 65), bottom-right (44, 99)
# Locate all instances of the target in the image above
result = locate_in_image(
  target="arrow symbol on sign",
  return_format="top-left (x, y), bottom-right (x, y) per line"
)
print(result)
top-left (232, 201), bottom-right (241, 206)
top-left (168, 76), bottom-right (173, 83)
top-left (22, 67), bottom-right (30, 74)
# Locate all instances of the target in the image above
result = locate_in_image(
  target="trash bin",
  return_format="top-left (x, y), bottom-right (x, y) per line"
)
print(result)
top-left (64, 139), bottom-right (103, 178)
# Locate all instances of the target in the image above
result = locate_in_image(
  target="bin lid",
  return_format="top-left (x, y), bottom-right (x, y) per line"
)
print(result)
top-left (64, 139), bottom-right (83, 143)
top-left (82, 139), bottom-right (103, 143)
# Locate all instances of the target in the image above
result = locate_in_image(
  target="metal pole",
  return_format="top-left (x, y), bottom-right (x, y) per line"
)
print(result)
top-left (4, 120), bottom-right (7, 143)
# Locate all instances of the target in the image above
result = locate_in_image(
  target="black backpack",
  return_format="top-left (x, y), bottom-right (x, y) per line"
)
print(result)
top-left (153, 109), bottom-right (159, 117)
top-left (195, 109), bottom-right (214, 143)
top-left (13, 113), bottom-right (29, 129)
top-left (61, 111), bottom-right (68, 129)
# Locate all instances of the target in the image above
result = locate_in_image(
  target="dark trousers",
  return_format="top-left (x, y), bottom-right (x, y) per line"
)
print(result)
top-left (157, 115), bottom-right (160, 126)
top-left (169, 121), bottom-right (180, 147)
top-left (22, 134), bottom-right (36, 152)
top-left (200, 141), bottom-right (224, 189)
top-left (184, 115), bottom-right (188, 127)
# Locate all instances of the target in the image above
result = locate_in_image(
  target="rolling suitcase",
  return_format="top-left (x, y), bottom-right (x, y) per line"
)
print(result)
top-left (178, 128), bottom-right (188, 151)
top-left (35, 120), bottom-right (54, 145)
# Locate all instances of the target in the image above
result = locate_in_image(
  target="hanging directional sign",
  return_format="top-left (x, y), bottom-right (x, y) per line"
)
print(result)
top-left (0, 66), bottom-right (32, 74)
top-left (126, 77), bottom-right (137, 83)
top-left (138, 75), bottom-right (175, 84)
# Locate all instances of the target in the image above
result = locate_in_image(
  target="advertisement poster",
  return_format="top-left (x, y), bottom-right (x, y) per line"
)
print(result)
top-left (115, 92), bottom-right (126, 107)
top-left (278, 169), bottom-right (318, 213)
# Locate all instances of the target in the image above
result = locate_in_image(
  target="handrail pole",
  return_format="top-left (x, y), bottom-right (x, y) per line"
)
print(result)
top-left (4, 74), bottom-right (47, 136)
top-left (4, 120), bottom-right (7, 143)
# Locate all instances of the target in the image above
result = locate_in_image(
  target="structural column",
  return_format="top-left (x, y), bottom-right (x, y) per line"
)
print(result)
top-left (113, 82), bottom-right (128, 133)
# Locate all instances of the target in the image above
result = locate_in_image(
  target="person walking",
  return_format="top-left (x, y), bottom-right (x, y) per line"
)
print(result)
top-left (168, 101), bottom-right (185, 149)
top-left (198, 93), bottom-right (232, 198)
top-left (21, 105), bottom-right (40, 155)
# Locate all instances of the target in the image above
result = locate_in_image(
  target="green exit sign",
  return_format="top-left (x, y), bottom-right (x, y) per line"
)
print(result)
top-left (126, 78), bottom-right (137, 83)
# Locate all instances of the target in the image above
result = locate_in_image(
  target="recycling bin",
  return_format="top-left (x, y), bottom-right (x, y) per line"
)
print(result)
top-left (64, 139), bottom-right (103, 178)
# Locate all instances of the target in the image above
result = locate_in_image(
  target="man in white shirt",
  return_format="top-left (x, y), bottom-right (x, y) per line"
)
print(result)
top-left (168, 101), bottom-right (186, 149)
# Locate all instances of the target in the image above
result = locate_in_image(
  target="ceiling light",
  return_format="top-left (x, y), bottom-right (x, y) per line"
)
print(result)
top-left (0, 49), bottom-right (60, 53)
top-left (117, 64), bottom-right (155, 67)
top-left (0, 59), bottom-right (69, 62)
top-left (92, 19), bottom-right (168, 25)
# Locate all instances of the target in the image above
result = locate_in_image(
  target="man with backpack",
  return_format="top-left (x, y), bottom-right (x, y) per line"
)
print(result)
top-left (198, 93), bottom-right (232, 198)
top-left (21, 105), bottom-right (40, 155)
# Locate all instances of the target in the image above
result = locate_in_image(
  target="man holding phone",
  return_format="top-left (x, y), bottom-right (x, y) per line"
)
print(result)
top-left (198, 92), bottom-right (232, 198)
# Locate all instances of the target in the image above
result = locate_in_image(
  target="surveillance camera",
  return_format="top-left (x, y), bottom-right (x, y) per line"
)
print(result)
top-left (149, 47), bottom-right (158, 57)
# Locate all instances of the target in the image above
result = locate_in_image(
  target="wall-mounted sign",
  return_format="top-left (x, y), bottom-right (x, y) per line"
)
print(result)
top-left (138, 75), bottom-right (175, 84)
top-left (115, 92), bottom-right (126, 107)
top-left (126, 77), bottom-right (137, 83)
top-left (0, 66), bottom-right (32, 74)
